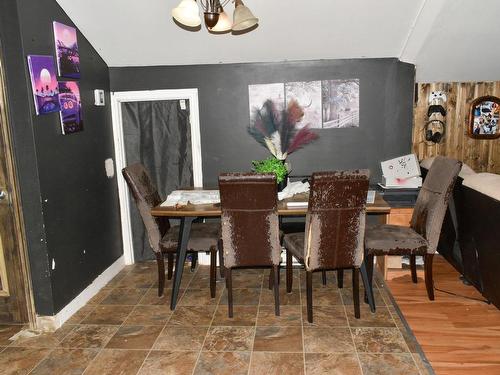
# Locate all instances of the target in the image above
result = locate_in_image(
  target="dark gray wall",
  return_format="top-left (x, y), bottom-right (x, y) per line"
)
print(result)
top-left (0, 0), bottom-right (122, 315)
top-left (110, 58), bottom-right (415, 185)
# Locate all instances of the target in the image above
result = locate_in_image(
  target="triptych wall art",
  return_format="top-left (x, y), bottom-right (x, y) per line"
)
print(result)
top-left (248, 79), bottom-right (360, 129)
top-left (27, 21), bottom-right (83, 135)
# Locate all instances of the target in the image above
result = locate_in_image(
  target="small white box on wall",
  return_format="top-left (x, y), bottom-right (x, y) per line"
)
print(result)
top-left (94, 89), bottom-right (105, 106)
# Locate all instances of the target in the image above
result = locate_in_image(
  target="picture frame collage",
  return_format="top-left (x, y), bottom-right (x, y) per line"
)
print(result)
top-left (27, 21), bottom-right (83, 135)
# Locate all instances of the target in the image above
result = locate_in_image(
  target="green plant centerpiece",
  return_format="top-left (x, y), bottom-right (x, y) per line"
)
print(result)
top-left (252, 156), bottom-right (288, 186)
top-left (248, 99), bottom-right (319, 190)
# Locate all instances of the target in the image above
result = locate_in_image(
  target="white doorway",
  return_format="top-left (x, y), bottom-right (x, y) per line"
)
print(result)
top-left (111, 89), bottom-right (203, 265)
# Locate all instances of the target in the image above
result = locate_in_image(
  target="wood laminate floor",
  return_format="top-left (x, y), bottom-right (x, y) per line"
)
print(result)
top-left (386, 255), bottom-right (500, 375)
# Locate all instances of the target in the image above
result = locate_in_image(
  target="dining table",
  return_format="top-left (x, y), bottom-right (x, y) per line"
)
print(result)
top-left (151, 190), bottom-right (391, 310)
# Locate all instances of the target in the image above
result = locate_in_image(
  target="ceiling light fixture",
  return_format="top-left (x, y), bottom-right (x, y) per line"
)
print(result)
top-left (171, 0), bottom-right (258, 34)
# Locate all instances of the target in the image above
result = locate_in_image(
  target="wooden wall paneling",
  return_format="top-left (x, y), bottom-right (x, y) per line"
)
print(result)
top-left (413, 81), bottom-right (500, 174)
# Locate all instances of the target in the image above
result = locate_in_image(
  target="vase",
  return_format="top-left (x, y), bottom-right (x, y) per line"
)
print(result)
top-left (277, 159), bottom-right (289, 192)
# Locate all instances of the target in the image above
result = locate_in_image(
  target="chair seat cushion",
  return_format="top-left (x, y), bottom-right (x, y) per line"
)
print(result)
top-left (364, 224), bottom-right (428, 255)
top-left (160, 222), bottom-right (220, 252)
top-left (283, 232), bottom-right (305, 262)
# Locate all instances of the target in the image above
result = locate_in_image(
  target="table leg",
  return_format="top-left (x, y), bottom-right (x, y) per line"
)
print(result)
top-left (170, 216), bottom-right (195, 310)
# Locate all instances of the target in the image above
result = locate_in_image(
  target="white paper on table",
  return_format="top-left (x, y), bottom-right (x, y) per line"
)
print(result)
top-left (278, 181), bottom-right (310, 201)
top-left (381, 154), bottom-right (421, 179)
top-left (161, 190), bottom-right (220, 206)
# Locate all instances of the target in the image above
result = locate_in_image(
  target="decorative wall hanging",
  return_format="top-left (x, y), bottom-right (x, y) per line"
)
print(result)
top-left (424, 91), bottom-right (447, 143)
top-left (248, 79), bottom-right (359, 129)
top-left (468, 96), bottom-right (500, 139)
top-left (322, 79), bottom-right (359, 128)
top-left (27, 55), bottom-right (61, 115)
top-left (53, 21), bottom-right (81, 79)
top-left (58, 81), bottom-right (83, 134)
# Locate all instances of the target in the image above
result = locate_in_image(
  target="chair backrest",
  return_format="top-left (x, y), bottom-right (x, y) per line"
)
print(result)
top-left (411, 156), bottom-right (462, 254)
top-left (304, 170), bottom-right (370, 271)
top-left (122, 163), bottom-right (169, 253)
top-left (219, 173), bottom-right (281, 268)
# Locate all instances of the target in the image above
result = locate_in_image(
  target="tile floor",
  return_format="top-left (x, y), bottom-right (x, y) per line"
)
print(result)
top-left (0, 262), bottom-right (432, 374)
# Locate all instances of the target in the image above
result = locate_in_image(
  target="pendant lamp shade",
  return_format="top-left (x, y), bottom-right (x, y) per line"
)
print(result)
top-left (172, 0), bottom-right (201, 27)
top-left (209, 9), bottom-right (232, 32)
top-left (232, 0), bottom-right (258, 31)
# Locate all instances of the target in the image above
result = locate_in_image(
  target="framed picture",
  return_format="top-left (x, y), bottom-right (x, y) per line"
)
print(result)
top-left (58, 81), bottom-right (83, 134)
top-left (322, 79), bottom-right (359, 128)
top-left (468, 96), bottom-right (500, 139)
top-left (53, 21), bottom-right (81, 79)
top-left (27, 55), bottom-right (60, 115)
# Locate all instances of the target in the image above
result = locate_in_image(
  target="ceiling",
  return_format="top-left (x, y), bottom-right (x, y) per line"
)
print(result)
top-left (56, 0), bottom-right (500, 82)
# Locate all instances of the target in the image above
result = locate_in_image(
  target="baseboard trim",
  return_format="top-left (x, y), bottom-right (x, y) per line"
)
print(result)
top-left (35, 255), bottom-right (125, 331)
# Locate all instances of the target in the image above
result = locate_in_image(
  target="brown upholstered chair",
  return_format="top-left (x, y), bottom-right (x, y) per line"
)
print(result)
top-left (122, 163), bottom-right (221, 298)
top-left (219, 173), bottom-right (281, 318)
top-left (364, 156), bottom-right (462, 302)
top-left (283, 170), bottom-right (371, 323)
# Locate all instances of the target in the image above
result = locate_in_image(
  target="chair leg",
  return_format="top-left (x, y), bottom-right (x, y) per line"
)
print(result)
top-left (410, 255), bottom-right (418, 283)
top-left (273, 265), bottom-right (280, 316)
top-left (218, 240), bottom-right (225, 278)
top-left (156, 252), bottom-right (165, 297)
top-left (360, 261), bottom-right (376, 313)
top-left (268, 269), bottom-right (274, 290)
top-left (424, 254), bottom-right (435, 301)
top-left (286, 250), bottom-right (293, 293)
top-left (167, 253), bottom-right (174, 280)
top-left (322, 270), bottom-right (327, 286)
top-left (337, 269), bottom-right (344, 288)
top-left (226, 268), bottom-right (233, 318)
top-left (306, 271), bottom-right (313, 323)
top-left (190, 252), bottom-right (198, 272)
top-left (210, 248), bottom-right (217, 298)
top-left (364, 254), bottom-right (374, 304)
top-left (353, 268), bottom-right (360, 319)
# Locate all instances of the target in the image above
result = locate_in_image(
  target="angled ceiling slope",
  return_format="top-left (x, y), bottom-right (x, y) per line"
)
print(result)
top-left (56, 0), bottom-right (500, 82)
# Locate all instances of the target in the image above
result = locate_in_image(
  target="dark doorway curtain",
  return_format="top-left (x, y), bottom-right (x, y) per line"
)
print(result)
top-left (122, 100), bottom-right (193, 261)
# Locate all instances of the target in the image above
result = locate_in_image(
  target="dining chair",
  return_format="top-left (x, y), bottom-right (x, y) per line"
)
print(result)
top-left (219, 173), bottom-right (281, 318)
top-left (122, 163), bottom-right (221, 298)
top-left (283, 170), bottom-right (372, 323)
top-left (364, 156), bottom-right (462, 303)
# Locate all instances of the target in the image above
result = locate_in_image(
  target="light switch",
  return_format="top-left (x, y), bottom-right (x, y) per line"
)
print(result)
top-left (94, 89), bottom-right (105, 106)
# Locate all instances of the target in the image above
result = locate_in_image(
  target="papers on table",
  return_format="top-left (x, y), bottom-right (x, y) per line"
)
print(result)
top-left (286, 201), bottom-right (308, 208)
top-left (161, 190), bottom-right (220, 206)
top-left (286, 190), bottom-right (376, 207)
top-left (367, 190), bottom-right (376, 204)
top-left (278, 181), bottom-right (310, 201)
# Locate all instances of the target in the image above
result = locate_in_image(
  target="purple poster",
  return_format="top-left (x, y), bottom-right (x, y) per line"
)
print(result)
top-left (58, 81), bottom-right (83, 134)
top-left (27, 55), bottom-right (60, 115)
top-left (53, 21), bottom-right (81, 79)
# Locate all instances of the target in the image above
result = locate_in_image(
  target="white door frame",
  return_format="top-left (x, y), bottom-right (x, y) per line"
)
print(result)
top-left (111, 89), bottom-right (203, 265)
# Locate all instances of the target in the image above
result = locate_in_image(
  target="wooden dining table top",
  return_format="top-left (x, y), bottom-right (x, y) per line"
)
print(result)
top-left (151, 191), bottom-right (391, 217)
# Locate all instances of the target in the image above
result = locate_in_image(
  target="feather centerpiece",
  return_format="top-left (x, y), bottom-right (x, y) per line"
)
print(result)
top-left (248, 99), bottom-right (319, 159)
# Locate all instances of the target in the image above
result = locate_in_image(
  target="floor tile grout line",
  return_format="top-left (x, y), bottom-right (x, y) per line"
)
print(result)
top-left (341, 270), bottom-right (365, 375)
top-left (246, 268), bottom-right (263, 375)
top-left (191, 265), bottom-right (223, 375)
top-left (82, 262), bottom-right (174, 375)
top-left (134, 266), bottom-right (197, 375)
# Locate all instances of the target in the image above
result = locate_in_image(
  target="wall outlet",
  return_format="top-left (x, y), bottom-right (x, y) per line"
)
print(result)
top-left (94, 89), bottom-right (105, 106)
